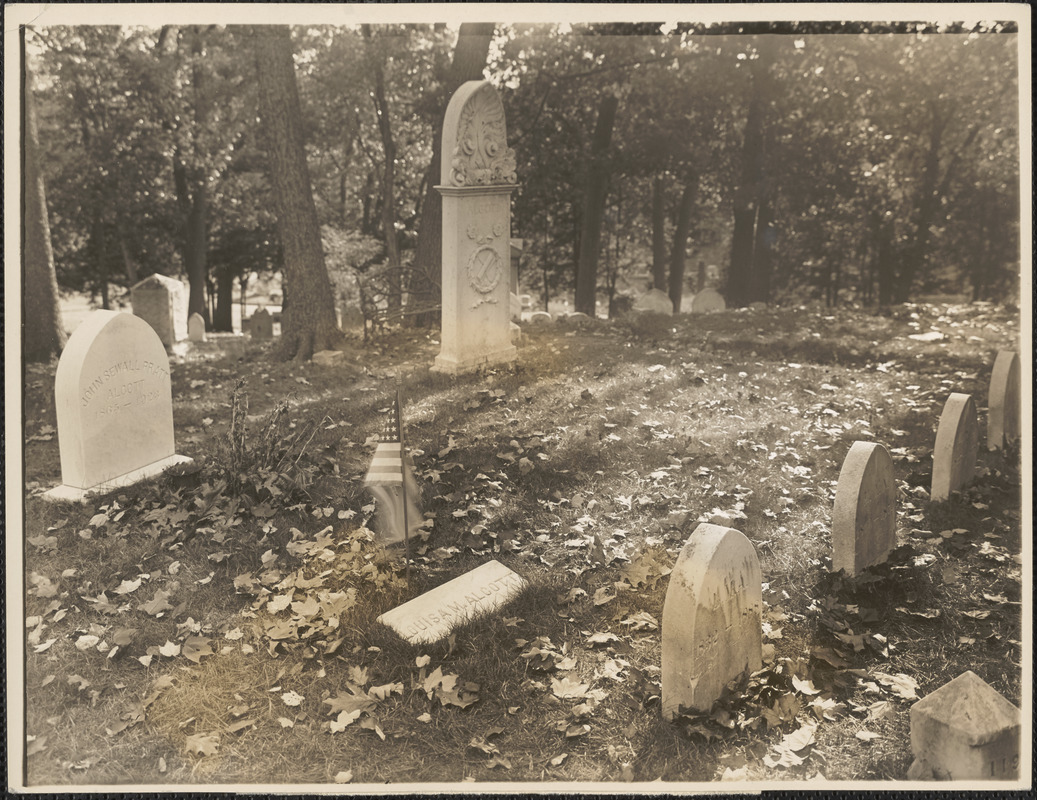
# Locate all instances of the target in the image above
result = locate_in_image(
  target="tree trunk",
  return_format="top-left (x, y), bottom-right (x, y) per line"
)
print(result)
top-left (651, 176), bottom-right (667, 291)
top-left (409, 23), bottom-right (495, 325)
top-left (250, 25), bottom-right (342, 361)
top-left (668, 176), bottom-right (697, 313)
top-left (574, 92), bottom-right (619, 316)
top-left (22, 36), bottom-right (67, 362)
top-left (751, 199), bottom-right (774, 303)
top-left (117, 223), bottom-right (138, 283)
top-left (213, 264), bottom-right (235, 331)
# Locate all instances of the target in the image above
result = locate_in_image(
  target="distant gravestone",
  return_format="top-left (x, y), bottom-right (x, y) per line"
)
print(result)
top-left (432, 80), bottom-right (518, 375)
top-left (520, 294), bottom-right (532, 311)
top-left (249, 308), bottom-right (274, 340)
top-left (931, 393), bottom-right (978, 502)
top-left (131, 273), bottom-right (188, 347)
top-left (690, 288), bottom-right (726, 314)
top-left (908, 671), bottom-right (1020, 780)
top-left (529, 311), bottom-right (553, 325)
top-left (633, 288), bottom-right (674, 315)
top-left (662, 524), bottom-right (762, 719)
top-left (43, 311), bottom-right (191, 502)
top-left (831, 442), bottom-right (896, 576)
top-left (987, 351), bottom-right (1020, 450)
top-left (187, 312), bottom-right (206, 343)
top-left (564, 311), bottom-right (591, 324)
top-left (378, 560), bottom-right (526, 644)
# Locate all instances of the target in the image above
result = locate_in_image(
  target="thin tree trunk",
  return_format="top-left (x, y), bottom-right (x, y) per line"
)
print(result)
top-left (651, 176), bottom-right (667, 291)
top-left (751, 199), bottom-right (774, 303)
top-left (22, 34), bottom-right (67, 361)
top-left (668, 177), bottom-right (697, 313)
top-left (574, 92), bottom-right (619, 316)
top-left (213, 265), bottom-right (235, 331)
top-left (117, 223), bottom-right (138, 283)
top-left (250, 25), bottom-right (342, 361)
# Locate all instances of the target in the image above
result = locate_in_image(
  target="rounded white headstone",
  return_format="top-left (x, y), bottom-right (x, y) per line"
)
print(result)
top-left (690, 288), bottom-right (726, 314)
top-left (931, 393), bottom-right (979, 502)
top-left (633, 288), bottom-right (674, 316)
top-left (987, 351), bottom-right (1019, 451)
top-left (832, 442), bottom-right (896, 576)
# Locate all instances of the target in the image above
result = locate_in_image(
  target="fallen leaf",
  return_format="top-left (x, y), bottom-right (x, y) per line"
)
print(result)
top-left (185, 732), bottom-right (220, 757)
top-left (281, 690), bottom-right (304, 707)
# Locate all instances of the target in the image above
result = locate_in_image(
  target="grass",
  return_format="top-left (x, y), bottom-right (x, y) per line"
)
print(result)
top-left (16, 301), bottom-right (1025, 788)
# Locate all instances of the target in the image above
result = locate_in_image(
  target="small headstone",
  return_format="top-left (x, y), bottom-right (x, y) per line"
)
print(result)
top-left (987, 351), bottom-right (1020, 450)
top-left (931, 393), bottom-right (978, 502)
top-left (632, 288), bottom-right (674, 315)
top-left (690, 288), bottom-right (726, 314)
top-left (43, 311), bottom-right (191, 502)
top-left (187, 312), bottom-right (206, 343)
top-left (131, 273), bottom-right (188, 347)
top-left (662, 524), bottom-right (762, 719)
top-left (908, 671), bottom-right (1020, 780)
top-left (529, 311), bottom-right (553, 325)
top-left (831, 442), bottom-right (896, 576)
top-left (378, 560), bottom-right (526, 644)
top-left (249, 308), bottom-right (273, 340)
top-left (564, 311), bottom-right (591, 324)
top-left (520, 294), bottom-right (532, 311)
top-left (311, 350), bottom-right (344, 366)
top-left (748, 301), bottom-right (767, 311)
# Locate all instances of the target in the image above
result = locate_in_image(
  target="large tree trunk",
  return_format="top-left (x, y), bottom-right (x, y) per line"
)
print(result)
top-left (408, 23), bottom-right (495, 325)
top-left (651, 176), bottom-right (667, 291)
top-left (750, 199), bottom-right (774, 303)
top-left (574, 92), bottom-right (619, 316)
top-left (22, 36), bottom-right (67, 362)
top-left (250, 26), bottom-right (342, 361)
top-left (668, 176), bottom-right (697, 313)
top-left (212, 264), bottom-right (235, 331)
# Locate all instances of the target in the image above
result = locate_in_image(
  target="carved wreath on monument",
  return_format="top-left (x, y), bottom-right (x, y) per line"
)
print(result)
top-left (448, 84), bottom-right (518, 187)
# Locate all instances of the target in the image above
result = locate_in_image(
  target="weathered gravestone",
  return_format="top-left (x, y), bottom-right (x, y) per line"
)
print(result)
top-left (908, 670), bottom-right (1020, 780)
top-left (931, 393), bottom-right (978, 502)
top-left (662, 524), bottom-right (762, 720)
top-left (987, 351), bottom-right (1020, 450)
top-left (43, 311), bottom-right (192, 502)
top-left (633, 288), bottom-right (674, 315)
top-left (690, 288), bottom-right (726, 314)
top-left (831, 441), bottom-right (896, 576)
top-left (432, 80), bottom-right (518, 375)
top-left (529, 311), bottom-right (553, 325)
top-left (131, 273), bottom-right (188, 347)
top-left (187, 312), bottom-right (206, 343)
top-left (378, 560), bottom-right (526, 644)
top-left (249, 307), bottom-right (274, 339)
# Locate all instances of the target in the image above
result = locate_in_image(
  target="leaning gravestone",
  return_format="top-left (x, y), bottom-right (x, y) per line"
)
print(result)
top-left (662, 524), bottom-right (762, 720)
top-left (187, 312), bottom-right (206, 343)
top-left (931, 393), bottom-right (978, 502)
top-left (432, 80), bottom-right (518, 375)
top-left (987, 351), bottom-right (1020, 450)
top-left (831, 442), bottom-right (896, 576)
top-left (43, 311), bottom-right (192, 502)
top-left (633, 288), bottom-right (674, 315)
top-left (131, 273), bottom-right (188, 347)
top-left (690, 288), bottom-right (726, 314)
top-left (249, 307), bottom-right (274, 340)
top-left (378, 560), bottom-right (526, 644)
top-left (908, 670), bottom-right (1020, 780)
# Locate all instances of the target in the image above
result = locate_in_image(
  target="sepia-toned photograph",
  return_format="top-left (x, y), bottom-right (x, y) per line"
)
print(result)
top-left (6, 2), bottom-right (1030, 793)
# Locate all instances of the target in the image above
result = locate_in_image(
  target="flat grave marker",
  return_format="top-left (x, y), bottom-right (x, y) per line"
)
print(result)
top-left (43, 310), bottom-right (191, 502)
top-left (831, 441), bottom-right (896, 576)
top-left (987, 350), bottom-right (1020, 450)
top-left (378, 560), bottom-right (527, 644)
top-left (931, 393), bottom-right (978, 502)
top-left (662, 524), bottom-right (762, 720)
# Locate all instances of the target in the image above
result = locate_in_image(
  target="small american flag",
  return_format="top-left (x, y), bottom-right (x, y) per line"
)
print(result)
top-left (364, 395), bottom-right (404, 487)
top-left (364, 391), bottom-right (420, 547)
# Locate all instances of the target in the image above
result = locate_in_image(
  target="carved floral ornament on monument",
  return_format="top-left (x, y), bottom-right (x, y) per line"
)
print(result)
top-left (447, 83), bottom-right (518, 188)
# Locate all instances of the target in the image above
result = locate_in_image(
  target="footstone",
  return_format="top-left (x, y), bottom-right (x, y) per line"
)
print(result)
top-left (633, 288), bottom-right (674, 315)
top-left (832, 442), bottom-right (896, 576)
top-left (131, 273), bottom-right (188, 347)
top-left (187, 312), bottom-right (206, 342)
top-left (690, 288), bottom-right (726, 314)
top-left (377, 560), bottom-right (526, 644)
top-left (432, 81), bottom-right (518, 375)
top-left (529, 311), bottom-right (553, 325)
top-left (931, 393), bottom-right (978, 502)
top-left (987, 351), bottom-right (1020, 450)
top-left (908, 671), bottom-right (1020, 780)
top-left (43, 310), bottom-right (191, 502)
top-left (249, 308), bottom-right (273, 339)
top-left (662, 524), bottom-right (762, 720)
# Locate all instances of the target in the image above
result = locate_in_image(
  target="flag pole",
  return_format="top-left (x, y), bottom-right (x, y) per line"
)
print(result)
top-left (395, 374), bottom-right (411, 581)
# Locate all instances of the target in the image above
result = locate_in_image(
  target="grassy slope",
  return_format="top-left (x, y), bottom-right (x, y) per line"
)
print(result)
top-left (18, 302), bottom-right (1024, 787)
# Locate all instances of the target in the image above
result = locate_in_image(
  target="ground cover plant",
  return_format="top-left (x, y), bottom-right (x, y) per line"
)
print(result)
top-left (20, 302), bottom-right (1023, 787)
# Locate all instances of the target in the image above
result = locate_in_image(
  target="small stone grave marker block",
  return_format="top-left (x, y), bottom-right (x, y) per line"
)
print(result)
top-left (529, 311), bottom-right (553, 325)
top-left (131, 273), bottom-right (188, 346)
top-left (43, 310), bottom-right (191, 502)
top-left (633, 288), bottom-right (674, 315)
top-left (987, 351), bottom-right (1020, 450)
top-left (249, 308), bottom-right (274, 339)
top-left (690, 288), bottom-right (726, 314)
top-left (931, 393), bottom-right (978, 502)
top-left (377, 560), bottom-right (526, 644)
top-left (832, 441), bottom-right (896, 576)
top-left (908, 670), bottom-right (1020, 780)
top-left (662, 524), bottom-right (762, 720)
top-left (187, 312), bottom-right (206, 342)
